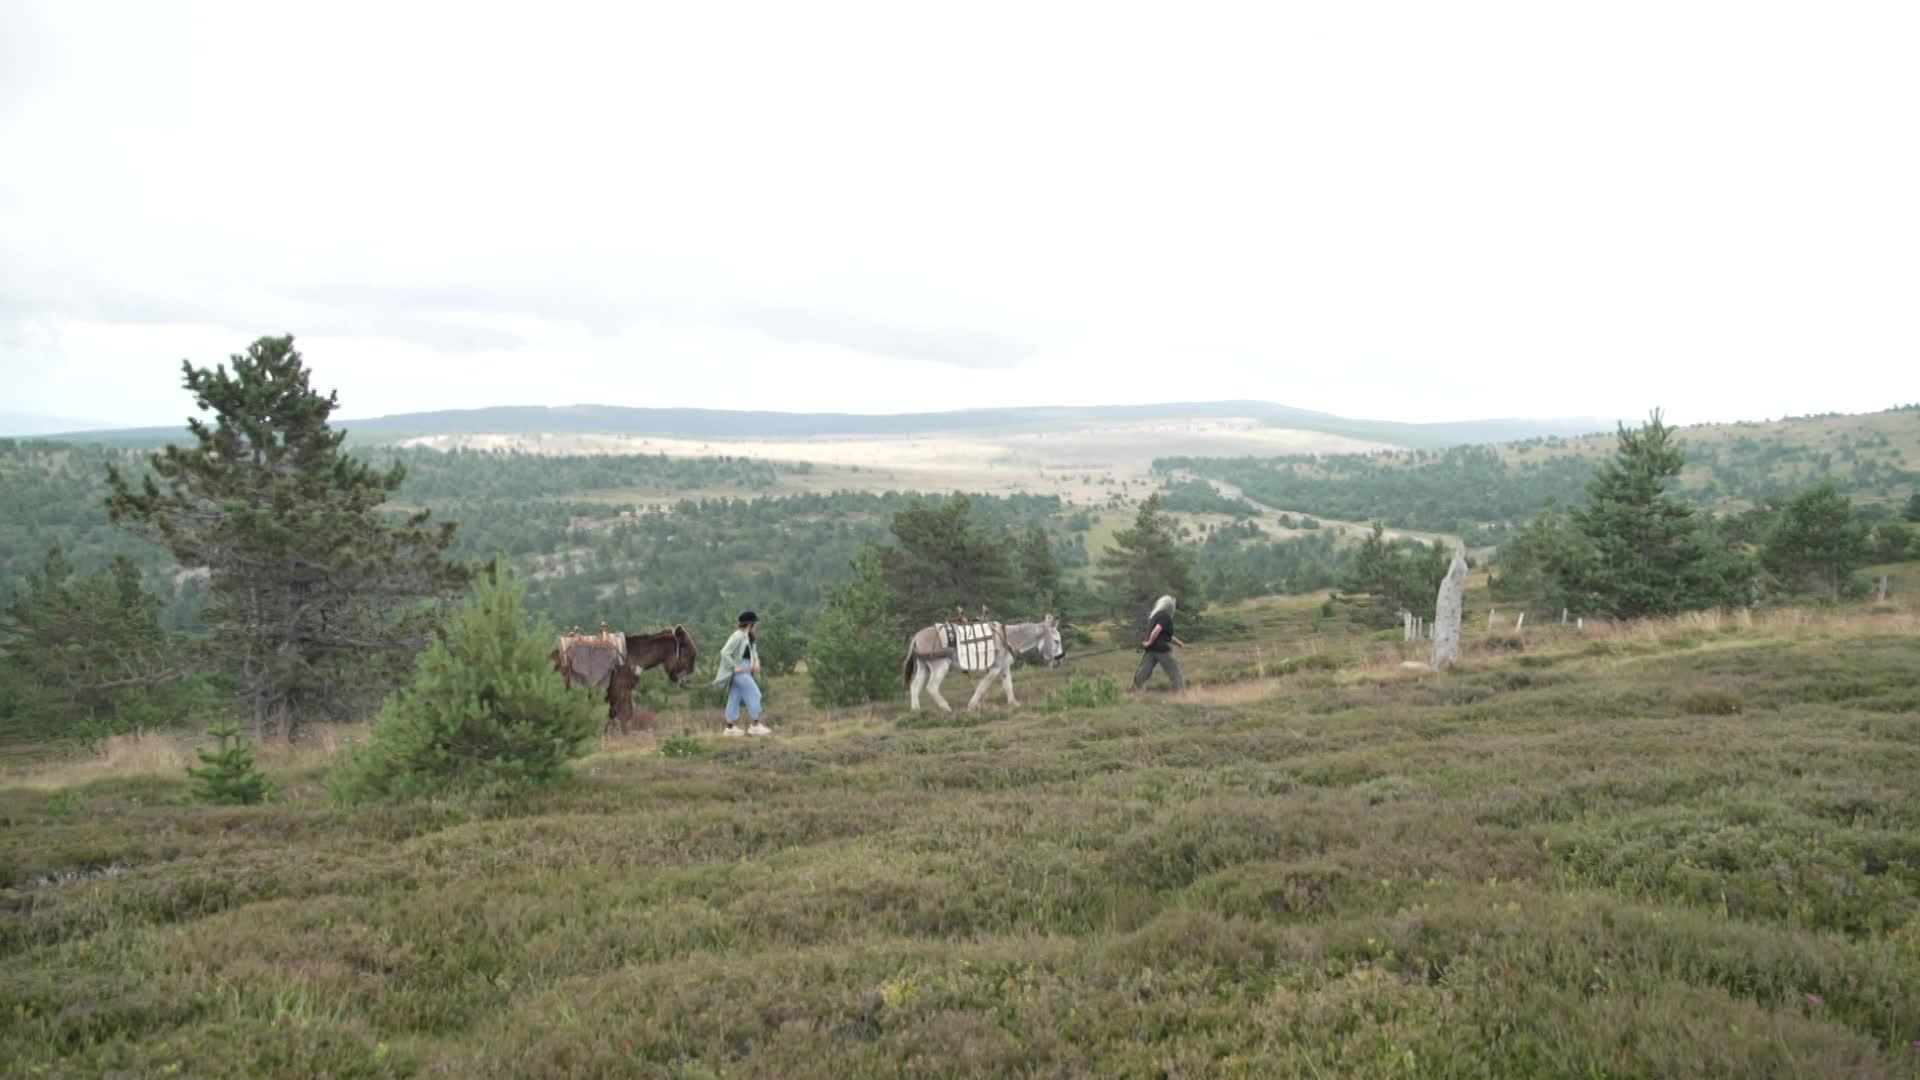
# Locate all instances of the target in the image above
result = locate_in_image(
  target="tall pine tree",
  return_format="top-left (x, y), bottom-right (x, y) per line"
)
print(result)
top-left (1553, 411), bottom-right (1750, 618)
top-left (1013, 523), bottom-right (1066, 616)
top-left (879, 496), bottom-right (1025, 627)
top-left (1097, 495), bottom-right (1199, 617)
top-left (105, 337), bottom-right (468, 736)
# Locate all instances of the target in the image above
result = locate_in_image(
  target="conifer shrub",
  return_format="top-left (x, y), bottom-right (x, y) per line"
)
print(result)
top-left (659, 733), bottom-right (707, 758)
top-left (1038, 675), bottom-right (1120, 712)
top-left (807, 548), bottom-right (904, 708)
top-left (184, 723), bottom-right (276, 805)
top-left (329, 563), bottom-right (598, 801)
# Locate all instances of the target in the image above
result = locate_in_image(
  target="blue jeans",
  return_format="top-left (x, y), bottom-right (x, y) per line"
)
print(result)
top-left (724, 673), bottom-right (762, 724)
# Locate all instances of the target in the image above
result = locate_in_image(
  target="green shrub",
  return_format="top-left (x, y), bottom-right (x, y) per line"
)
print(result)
top-left (660, 734), bottom-right (707, 758)
top-left (807, 549), bottom-right (904, 708)
top-left (1038, 675), bottom-right (1121, 713)
top-left (328, 562), bottom-right (599, 802)
top-left (184, 723), bottom-right (276, 805)
top-left (1275, 653), bottom-right (1340, 675)
top-left (1678, 688), bottom-right (1744, 715)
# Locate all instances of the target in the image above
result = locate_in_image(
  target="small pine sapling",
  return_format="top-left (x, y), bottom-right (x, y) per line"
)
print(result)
top-left (185, 723), bottom-right (277, 805)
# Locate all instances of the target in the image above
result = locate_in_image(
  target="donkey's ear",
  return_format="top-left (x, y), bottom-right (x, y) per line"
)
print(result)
top-left (1044, 613), bottom-right (1055, 625)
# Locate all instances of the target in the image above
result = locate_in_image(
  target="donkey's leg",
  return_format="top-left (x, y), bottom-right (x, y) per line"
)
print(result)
top-left (926, 660), bottom-right (955, 712)
top-left (1001, 656), bottom-right (1019, 707)
top-left (908, 661), bottom-right (925, 711)
top-left (966, 662), bottom-right (999, 710)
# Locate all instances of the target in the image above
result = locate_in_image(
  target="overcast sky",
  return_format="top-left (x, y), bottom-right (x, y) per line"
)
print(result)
top-left (3, 1), bottom-right (1915, 433)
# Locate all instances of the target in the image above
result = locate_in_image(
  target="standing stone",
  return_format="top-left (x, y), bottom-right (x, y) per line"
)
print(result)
top-left (1488, 608), bottom-right (1498, 630)
top-left (1404, 610), bottom-right (1415, 642)
top-left (1431, 545), bottom-right (1468, 668)
top-left (1515, 613), bottom-right (1527, 633)
top-left (1561, 608), bottom-right (1569, 625)
top-left (1879, 575), bottom-right (1892, 602)
top-left (1576, 617), bottom-right (1584, 632)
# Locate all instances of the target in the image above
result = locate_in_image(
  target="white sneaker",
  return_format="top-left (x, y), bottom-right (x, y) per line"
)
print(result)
top-left (721, 726), bottom-right (745, 737)
top-left (747, 723), bottom-right (772, 736)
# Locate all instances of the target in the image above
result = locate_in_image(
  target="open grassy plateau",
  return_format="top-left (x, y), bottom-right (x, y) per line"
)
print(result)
top-left (4, 597), bottom-right (1920, 1077)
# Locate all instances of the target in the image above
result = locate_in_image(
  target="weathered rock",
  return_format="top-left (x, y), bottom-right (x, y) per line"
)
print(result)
top-left (1432, 545), bottom-right (1468, 668)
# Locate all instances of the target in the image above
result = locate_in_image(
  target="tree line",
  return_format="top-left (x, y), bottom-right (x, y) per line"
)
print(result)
top-left (1158, 409), bottom-right (1920, 541)
top-left (1492, 414), bottom-right (1916, 616)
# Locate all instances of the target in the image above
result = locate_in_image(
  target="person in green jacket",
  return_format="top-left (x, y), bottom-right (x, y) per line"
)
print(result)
top-left (713, 611), bottom-right (769, 736)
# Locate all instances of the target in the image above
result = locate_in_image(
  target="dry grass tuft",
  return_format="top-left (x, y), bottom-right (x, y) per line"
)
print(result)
top-left (1, 731), bottom-right (193, 791)
top-left (2, 722), bottom-right (369, 792)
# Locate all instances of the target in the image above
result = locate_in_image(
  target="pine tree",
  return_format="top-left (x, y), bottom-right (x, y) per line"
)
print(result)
top-left (880, 496), bottom-right (1024, 626)
top-left (1097, 495), bottom-right (1198, 617)
top-left (1013, 523), bottom-right (1066, 615)
top-left (1763, 481), bottom-right (1870, 600)
top-left (1490, 508), bottom-right (1576, 606)
top-left (105, 337), bottom-right (469, 735)
top-left (1903, 493), bottom-right (1920, 524)
top-left (0, 549), bottom-right (206, 741)
top-left (329, 561), bottom-right (598, 801)
top-left (806, 548), bottom-right (904, 708)
top-left (1337, 522), bottom-right (1452, 620)
top-left (184, 723), bottom-right (276, 804)
top-left (1554, 411), bottom-right (1751, 618)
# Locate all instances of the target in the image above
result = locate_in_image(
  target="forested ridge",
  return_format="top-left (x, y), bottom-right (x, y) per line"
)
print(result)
top-left (1, 436), bottom-right (1378, 637)
top-left (14, 405), bottom-right (1914, 643)
top-left (1160, 405), bottom-right (1920, 540)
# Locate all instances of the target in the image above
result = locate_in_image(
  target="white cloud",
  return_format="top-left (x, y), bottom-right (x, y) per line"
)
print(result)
top-left (3, 0), bottom-right (1915, 429)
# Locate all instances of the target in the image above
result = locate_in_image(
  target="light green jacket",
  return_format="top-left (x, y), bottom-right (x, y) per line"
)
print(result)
top-left (712, 629), bottom-right (756, 688)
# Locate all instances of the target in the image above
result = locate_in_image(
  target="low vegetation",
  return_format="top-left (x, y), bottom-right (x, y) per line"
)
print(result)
top-left (3, 595), bottom-right (1916, 1075)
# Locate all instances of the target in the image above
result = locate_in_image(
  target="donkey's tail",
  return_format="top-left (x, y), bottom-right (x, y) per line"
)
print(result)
top-left (901, 645), bottom-right (917, 687)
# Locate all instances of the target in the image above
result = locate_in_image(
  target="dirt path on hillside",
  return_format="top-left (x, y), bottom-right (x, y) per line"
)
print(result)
top-left (1172, 470), bottom-right (1462, 549)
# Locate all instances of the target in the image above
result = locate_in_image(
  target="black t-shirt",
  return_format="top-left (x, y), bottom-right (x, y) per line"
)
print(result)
top-left (1146, 612), bottom-right (1174, 652)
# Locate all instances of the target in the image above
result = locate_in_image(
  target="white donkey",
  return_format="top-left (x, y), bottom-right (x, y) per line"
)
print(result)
top-left (901, 615), bottom-right (1066, 711)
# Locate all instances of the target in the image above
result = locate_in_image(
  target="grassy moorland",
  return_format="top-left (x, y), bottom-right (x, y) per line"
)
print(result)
top-left (3, 593), bottom-right (1919, 1077)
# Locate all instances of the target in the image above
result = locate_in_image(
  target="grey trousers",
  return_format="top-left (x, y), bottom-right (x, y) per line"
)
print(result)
top-left (1132, 650), bottom-right (1184, 690)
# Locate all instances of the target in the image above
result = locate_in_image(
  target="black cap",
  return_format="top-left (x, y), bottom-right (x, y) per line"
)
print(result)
top-left (737, 611), bottom-right (759, 626)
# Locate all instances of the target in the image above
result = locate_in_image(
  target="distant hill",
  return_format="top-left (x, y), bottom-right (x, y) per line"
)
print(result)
top-left (33, 401), bottom-right (1619, 450)
top-left (0, 410), bottom-right (115, 438)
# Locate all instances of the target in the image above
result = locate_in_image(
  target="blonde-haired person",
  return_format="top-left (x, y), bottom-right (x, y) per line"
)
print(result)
top-left (1132, 595), bottom-right (1186, 691)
